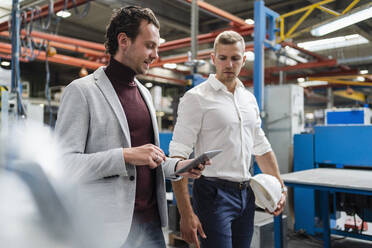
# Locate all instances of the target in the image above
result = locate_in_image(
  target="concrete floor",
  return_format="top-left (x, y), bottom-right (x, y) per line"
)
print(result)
top-left (165, 230), bottom-right (372, 248)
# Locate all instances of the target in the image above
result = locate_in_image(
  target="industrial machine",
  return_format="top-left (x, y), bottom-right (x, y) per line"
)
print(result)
top-left (293, 124), bottom-right (372, 241)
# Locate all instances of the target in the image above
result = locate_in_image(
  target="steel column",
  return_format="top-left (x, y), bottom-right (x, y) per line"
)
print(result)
top-left (253, 0), bottom-right (279, 111)
top-left (320, 190), bottom-right (331, 248)
top-left (10, 0), bottom-right (21, 116)
top-left (254, 0), bottom-right (265, 111)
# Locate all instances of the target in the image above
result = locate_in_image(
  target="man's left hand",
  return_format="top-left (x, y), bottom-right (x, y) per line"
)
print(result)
top-left (176, 159), bottom-right (211, 179)
top-left (272, 191), bottom-right (287, 216)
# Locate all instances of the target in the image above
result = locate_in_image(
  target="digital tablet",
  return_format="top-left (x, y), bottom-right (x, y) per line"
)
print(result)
top-left (173, 150), bottom-right (222, 175)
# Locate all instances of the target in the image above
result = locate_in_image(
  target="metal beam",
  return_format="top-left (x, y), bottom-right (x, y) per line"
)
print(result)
top-left (16, 30), bottom-right (105, 51)
top-left (267, 59), bottom-right (337, 73)
top-left (159, 25), bottom-right (253, 52)
top-left (0, 42), bottom-right (103, 69)
top-left (0, 31), bottom-right (105, 57)
top-left (184, 0), bottom-right (249, 27)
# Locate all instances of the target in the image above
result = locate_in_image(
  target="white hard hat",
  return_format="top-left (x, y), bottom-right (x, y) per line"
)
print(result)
top-left (249, 174), bottom-right (282, 213)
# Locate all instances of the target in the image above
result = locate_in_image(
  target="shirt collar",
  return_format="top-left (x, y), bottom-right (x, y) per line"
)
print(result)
top-left (208, 74), bottom-right (245, 92)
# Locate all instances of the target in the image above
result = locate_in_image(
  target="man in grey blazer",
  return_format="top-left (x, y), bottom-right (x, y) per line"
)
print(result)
top-left (55, 6), bottom-right (206, 248)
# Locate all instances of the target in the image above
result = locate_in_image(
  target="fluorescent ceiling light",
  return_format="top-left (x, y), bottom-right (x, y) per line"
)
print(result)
top-left (278, 55), bottom-right (297, 66)
top-left (311, 3), bottom-right (372, 36)
top-left (360, 70), bottom-right (368, 75)
top-left (176, 64), bottom-right (190, 71)
top-left (159, 38), bottom-right (166, 44)
top-left (1, 61), bottom-right (10, 66)
top-left (163, 63), bottom-right (177, 69)
top-left (356, 76), bottom-right (365, 82)
top-left (305, 113), bottom-right (314, 120)
top-left (145, 82), bottom-right (153, 88)
top-left (244, 51), bottom-right (254, 61)
top-left (297, 77), bottom-right (305, 83)
top-left (297, 34), bottom-right (368, 52)
top-left (245, 18), bottom-right (254, 25)
top-left (56, 10), bottom-right (71, 18)
top-left (284, 46), bottom-right (308, 63)
top-left (299, 81), bottom-right (328, 87)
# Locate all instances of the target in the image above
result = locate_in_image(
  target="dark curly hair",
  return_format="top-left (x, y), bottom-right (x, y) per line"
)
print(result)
top-left (104, 6), bottom-right (160, 56)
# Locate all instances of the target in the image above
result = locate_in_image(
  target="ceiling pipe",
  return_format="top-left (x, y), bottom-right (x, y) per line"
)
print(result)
top-left (153, 44), bottom-right (254, 67)
top-left (159, 25), bottom-right (253, 52)
top-left (266, 59), bottom-right (338, 73)
top-left (0, 31), bottom-right (105, 57)
top-left (184, 0), bottom-right (250, 27)
top-left (0, 42), bottom-right (103, 69)
top-left (15, 30), bottom-right (105, 51)
top-left (0, 0), bottom-right (89, 32)
top-left (0, 42), bottom-right (185, 85)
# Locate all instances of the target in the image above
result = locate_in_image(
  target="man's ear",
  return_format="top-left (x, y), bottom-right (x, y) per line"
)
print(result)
top-left (211, 52), bottom-right (216, 65)
top-left (117, 32), bottom-right (130, 51)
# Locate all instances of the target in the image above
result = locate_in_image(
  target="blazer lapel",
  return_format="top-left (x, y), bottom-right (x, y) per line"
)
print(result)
top-left (93, 67), bottom-right (131, 146)
top-left (136, 79), bottom-right (160, 146)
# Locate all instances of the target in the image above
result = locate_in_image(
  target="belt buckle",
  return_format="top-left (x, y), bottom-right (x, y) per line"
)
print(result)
top-left (238, 181), bottom-right (248, 190)
top-left (238, 182), bottom-right (244, 190)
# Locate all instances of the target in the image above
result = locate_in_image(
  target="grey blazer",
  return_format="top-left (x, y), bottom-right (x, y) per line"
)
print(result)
top-left (55, 66), bottom-right (179, 247)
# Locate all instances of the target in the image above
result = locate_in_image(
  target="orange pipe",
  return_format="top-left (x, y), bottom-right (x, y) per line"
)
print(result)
top-left (0, 0), bottom-right (89, 32)
top-left (184, 0), bottom-right (249, 27)
top-left (146, 73), bottom-right (187, 86)
top-left (153, 44), bottom-right (254, 67)
top-left (0, 42), bottom-right (187, 84)
top-left (281, 41), bottom-right (326, 61)
top-left (0, 42), bottom-right (104, 70)
top-left (0, 31), bottom-right (106, 57)
top-left (266, 59), bottom-right (338, 72)
top-left (159, 25), bottom-right (253, 52)
top-left (19, 30), bottom-right (105, 51)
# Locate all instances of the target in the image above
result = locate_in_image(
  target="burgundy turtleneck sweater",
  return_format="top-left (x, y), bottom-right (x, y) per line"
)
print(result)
top-left (105, 58), bottom-right (159, 223)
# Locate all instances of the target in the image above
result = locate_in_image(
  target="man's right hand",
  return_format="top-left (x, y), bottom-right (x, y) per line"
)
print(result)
top-left (180, 211), bottom-right (206, 248)
top-left (123, 144), bottom-right (166, 169)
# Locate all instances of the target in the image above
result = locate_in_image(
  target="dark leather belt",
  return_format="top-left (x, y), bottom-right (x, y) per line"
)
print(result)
top-left (201, 176), bottom-right (250, 190)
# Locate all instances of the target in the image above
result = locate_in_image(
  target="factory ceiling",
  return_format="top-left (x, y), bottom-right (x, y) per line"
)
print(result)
top-left (0, 0), bottom-right (371, 104)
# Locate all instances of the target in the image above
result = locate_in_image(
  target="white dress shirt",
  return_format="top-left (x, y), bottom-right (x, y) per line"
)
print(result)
top-left (169, 74), bottom-right (272, 182)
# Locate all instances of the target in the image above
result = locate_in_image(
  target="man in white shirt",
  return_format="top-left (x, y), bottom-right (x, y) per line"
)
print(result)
top-left (169, 31), bottom-right (286, 248)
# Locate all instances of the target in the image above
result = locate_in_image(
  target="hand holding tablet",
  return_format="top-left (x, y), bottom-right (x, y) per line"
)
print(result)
top-left (173, 150), bottom-right (222, 176)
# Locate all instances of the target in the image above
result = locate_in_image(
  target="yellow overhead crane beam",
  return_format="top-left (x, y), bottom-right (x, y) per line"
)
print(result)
top-left (333, 89), bottom-right (366, 102)
top-left (308, 75), bottom-right (372, 87)
top-left (277, 0), bottom-right (360, 42)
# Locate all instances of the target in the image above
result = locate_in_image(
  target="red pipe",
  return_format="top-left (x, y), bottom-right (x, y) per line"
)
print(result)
top-left (145, 73), bottom-right (187, 86)
top-left (0, 0), bottom-right (89, 32)
top-left (153, 45), bottom-right (254, 67)
top-left (281, 41), bottom-right (327, 61)
top-left (18, 30), bottom-right (105, 51)
top-left (159, 25), bottom-right (253, 52)
top-left (0, 31), bottom-right (106, 57)
top-left (184, 0), bottom-right (249, 27)
top-left (0, 42), bottom-right (104, 70)
top-left (266, 59), bottom-right (338, 73)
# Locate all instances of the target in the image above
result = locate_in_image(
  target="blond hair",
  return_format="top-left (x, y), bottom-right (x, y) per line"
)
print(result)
top-left (213, 31), bottom-right (245, 53)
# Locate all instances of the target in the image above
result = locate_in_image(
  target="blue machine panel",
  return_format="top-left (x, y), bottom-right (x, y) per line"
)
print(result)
top-left (159, 132), bottom-right (173, 156)
top-left (315, 125), bottom-right (372, 167)
top-left (326, 110), bottom-right (364, 125)
top-left (293, 134), bottom-right (316, 235)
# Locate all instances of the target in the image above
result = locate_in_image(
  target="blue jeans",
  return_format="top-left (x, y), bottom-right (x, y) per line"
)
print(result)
top-left (121, 218), bottom-right (166, 248)
top-left (193, 177), bottom-right (255, 248)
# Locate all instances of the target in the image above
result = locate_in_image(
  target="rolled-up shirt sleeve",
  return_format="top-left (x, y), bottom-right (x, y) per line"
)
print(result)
top-left (252, 101), bottom-right (272, 156)
top-left (169, 92), bottom-right (202, 158)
